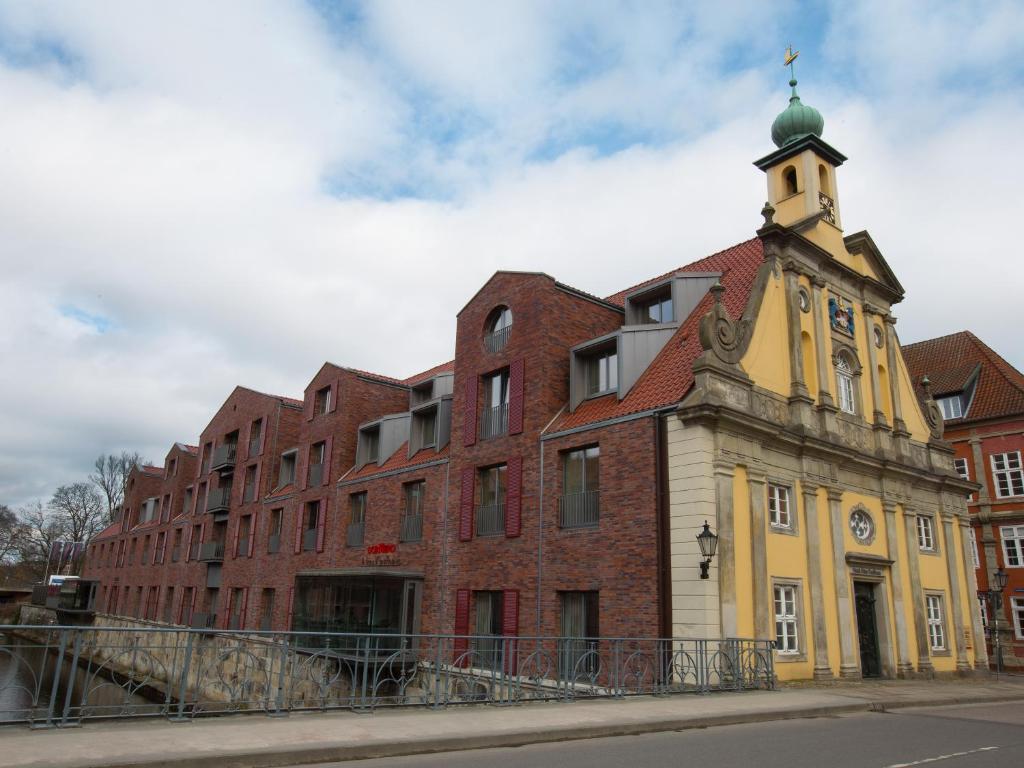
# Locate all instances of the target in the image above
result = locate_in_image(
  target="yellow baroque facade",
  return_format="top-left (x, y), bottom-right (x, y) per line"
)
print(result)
top-left (665, 81), bottom-right (981, 680)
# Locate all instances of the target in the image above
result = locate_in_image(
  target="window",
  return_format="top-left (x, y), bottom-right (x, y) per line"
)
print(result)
top-left (768, 484), bottom-right (791, 529)
top-left (268, 508), bottom-right (283, 553)
top-left (979, 596), bottom-right (988, 630)
top-left (249, 418), bottom-right (263, 456)
top-left (314, 385), bottom-right (331, 416)
top-left (308, 441), bottom-right (326, 485)
top-left (476, 465), bottom-right (507, 536)
top-left (585, 351), bottom-right (618, 396)
top-left (992, 452), bottom-right (1024, 498)
top-left (201, 442), bottom-right (212, 475)
top-left (836, 354), bottom-right (856, 414)
top-left (229, 587), bottom-right (246, 630)
top-left (641, 295), bottom-right (673, 324)
top-left (474, 591), bottom-right (504, 666)
top-left (237, 515), bottom-right (252, 557)
top-left (937, 395), bottom-right (963, 420)
top-left (163, 587), bottom-right (175, 623)
top-left (561, 446), bottom-right (599, 528)
top-left (128, 538), bottom-right (137, 565)
top-left (168, 458), bottom-right (177, 478)
top-left (917, 515), bottom-right (936, 552)
top-left (172, 528), bottom-right (183, 562)
top-left (243, 464), bottom-right (257, 503)
top-left (141, 536), bottom-right (151, 565)
top-left (1000, 525), bottom-right (1024, 567)
top-left (1012, 597), bottom-right (1024, 640)
top-left (481, 369), bottom-right (510, 438)
top-left (783, 165), bottom-right (798, 196)
top-left (485, 307), bottom-right (513, 352)
top-left (181, 587), bottom-right (194, 625)
top-left (348, 492), bottom-right (367, 547)
top-left (969, 527), bottom-right (980, 569)
top-left (359, 426), bottom-right (380, 464)
top-left (954, 458), bottom-right (970, 481)
top-left (260, 589), bottom-right (275, 631)
top-left (278, 450), bottom-right (297, 486)
top-left (774, 584), bottom-right (799, 654)
top-left (302, 501), bottom-right (320, 551)
top-left (419, 409), bottom-right (437, 449)
top-left (401, 481), bottom-right (424, 543)
top-left (559, 591), bottom-right (599, 675)
top-left (926, 594), bottom-right (946, 651)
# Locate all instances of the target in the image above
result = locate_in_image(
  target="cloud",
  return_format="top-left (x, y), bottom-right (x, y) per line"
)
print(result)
top-left (0, 1), bottom-right (1021, 508)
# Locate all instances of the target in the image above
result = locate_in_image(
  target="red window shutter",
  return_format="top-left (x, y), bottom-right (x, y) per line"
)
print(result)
top-left (502, 590), bottom-right (519, 636)
top-left (316, 499), bottom-right (327, 553)
top-left (330, 379), bottom-right (340, 413)
top-left (297, 445), bottom-right (309, 491)
top-left (459, 467), bottom-right (475, 541)
top-left (322, 436), bottom-right (333, 486)
top-left (293, 505), bottom-right (303, 554)
top-left (248, 510), bottom-right (257, 558)
top-left (240, 588), bottom-right (249, 631)
top-left (509, 358), bottom-right (525, 434)
top-left (505, 456), bottom-right (522, 538)
top-left (453, 588), bottom-right (470, 666)
top-left (463, 375), bottom-right (478, 446)
top-left (286, 587), bottom-right (295, 630)
top-left (259, 413), bottom-right (269, 455)
top-left (232, 517), bottom-right (241, 558)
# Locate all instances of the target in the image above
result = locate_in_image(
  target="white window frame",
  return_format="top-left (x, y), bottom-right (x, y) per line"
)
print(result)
top-left (836, 356), bottom-right (856, 415)
top-left (953, 458), bottom-right (970, 481)
top-left (1012, 597), bottom-right (1024, 640)
top-left (969, 527), bottom-right (980, 569)
top-left (979, 595), bottom-right (988, 630)
top-left (1000, 524), bottom-right (1024, 568)
top-left (937, 395), bottom-right (963, 420)
top-left (773, 583), bottom-right (799, 655)
top-left (768, 484), bottom-right (792, 529)
top-left (991, 451), bottom-right (1024, 498)
top-left (925, 594), bottom-right (946, 651)
top-left (916, 514), bottom-right (936, 552)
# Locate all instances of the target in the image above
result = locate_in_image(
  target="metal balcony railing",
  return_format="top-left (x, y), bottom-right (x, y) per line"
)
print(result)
top-left (346, 521), bottom-right (365, 548)
top-left (480, 403), bottom-right (509, 440)
top-left (475, 503), bottom-right (505, 537)
top-left (302, 528), bottom-right (318, 552)
top-left (308, 463), bottom-right (324, 487)
top-left (559, 490), bottom-right (600, 528)
top-left (400, 514), bottom-right (422, 543)
top-left (206, 487), bottom-right (231, 514)
top-left (267, 534), bottom-right (280, 554)
top-left (198, 541), bottom-right (225, 563)
top-left (484, 324), bottom-right (511, 353)
top-left (210, 443), bottom-right (237, 472)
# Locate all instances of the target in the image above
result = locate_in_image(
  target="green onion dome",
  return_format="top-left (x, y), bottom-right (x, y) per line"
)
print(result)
top-left (771, 78), bottom-right (824, 148)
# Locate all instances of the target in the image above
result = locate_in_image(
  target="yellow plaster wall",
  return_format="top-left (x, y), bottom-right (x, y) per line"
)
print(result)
top-left (892, 345), bottom-right (932, 442)
top-left (766, 487), bottom-right (814, 680)
top-left (732, 466), bottom-right (754, 639)
top-left (951, 523), bottom-right (978, 667)
top-left (917, 521), bottom-right (956, 672)
top-left (894, 505), bottom-right (919, 668)
top-left (741, 272), bottom-right (791, 398)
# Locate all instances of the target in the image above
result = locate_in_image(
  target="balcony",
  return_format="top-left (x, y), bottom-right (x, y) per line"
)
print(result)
top-left (206, 487), bottom-right (232, 514)
top-left (198, 541), bottom-right (225, 563)
top-left (484, 325), bottom-right (510, 353)
top-left (267, 534), bottom-right (280, 554)
top-left (475, 503), bottom-right (505, 537)
top-left (559, 490), bottom-right (600, 529)
top-left (480, 403), bottom-right (509, 440)
top-left (347, 521), bottom-right (365, 548)
top-left (302, 528), bottom-right (318, 552)
top-left (210, 443), bottom-right (237, 473)
top-left (400, 514), bottom-right (422, 543)
top-left (308, 462), bottom-right (324, 487)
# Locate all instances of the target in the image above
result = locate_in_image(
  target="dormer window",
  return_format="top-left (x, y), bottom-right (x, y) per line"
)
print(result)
top-left (586, 350), bottom-right (618, 396)
top-left (314, 386), bottom-right (331, 416)
top-left (417, 408), bottom-right (437, 449)
top-left (485, 306), bottom-right (513, 353)
top-left (640, 294), bottom-right (673, 324)
top-left (358, 425), bottom-right (380, 466)
top-left (278, 450), bottom-right (297, 486)
top-left (937, 394), bottom-right (963, 420)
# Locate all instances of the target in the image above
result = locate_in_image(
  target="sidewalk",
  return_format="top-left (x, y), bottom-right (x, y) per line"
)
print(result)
top-left (5, 678), bottom-right (1024, 768)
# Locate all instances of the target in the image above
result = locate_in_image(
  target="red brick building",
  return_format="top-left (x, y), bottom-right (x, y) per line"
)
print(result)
top-left (904, 331), bottom-right (1024, 669)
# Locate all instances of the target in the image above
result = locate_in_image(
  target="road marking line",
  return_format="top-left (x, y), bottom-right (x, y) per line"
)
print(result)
top-left (884, 746), bottom-right (999, 767)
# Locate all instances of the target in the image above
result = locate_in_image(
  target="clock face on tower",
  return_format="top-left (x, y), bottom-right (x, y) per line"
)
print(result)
top-left (849, 508), bottom-right (875, 545)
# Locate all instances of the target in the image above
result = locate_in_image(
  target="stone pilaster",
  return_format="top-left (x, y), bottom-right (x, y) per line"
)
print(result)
top-left (715, 461), bottom-right (737, 638)
top-left (902, 506), bottom-right (934, 675)
top-left (748, 468), bottom-right (771, 640)
top-left (802, 481), bottom-right (833, 679)
top-left (883, 315), bottom-right (909, 444)
top-left (783, 267), bottom-right (814, 428)
top-left (862, 304), bottom-right (888, 429)
top-left (940, 514), bottom-right (971, 672)
top-left (827, 487), bottom-right (860, 678)
top-left (811, 278), bottom-right (835, 408)
top-left (883, 500), bottom-right (914, 677)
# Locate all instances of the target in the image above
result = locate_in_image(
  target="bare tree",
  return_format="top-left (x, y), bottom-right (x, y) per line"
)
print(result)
top-left (16, 500), bottom-right (64, 579)
top-left (0, 504), bottom-right (25, 565)
top-left (89, 451), bottom-right (146, 522)
top-left (49, 483), bottom-right (106, 544)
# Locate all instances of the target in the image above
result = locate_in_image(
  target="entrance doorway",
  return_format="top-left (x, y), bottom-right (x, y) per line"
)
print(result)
top-left (854, 581), bottom-right (881, 678)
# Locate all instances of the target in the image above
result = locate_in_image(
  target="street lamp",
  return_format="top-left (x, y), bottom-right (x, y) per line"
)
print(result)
top-left (696, 520), bottom-right (718, 580)
top-left (978, 568), bottom-right (1009, 677)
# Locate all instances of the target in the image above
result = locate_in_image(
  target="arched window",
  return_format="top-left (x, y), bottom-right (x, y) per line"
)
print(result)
top-left (836, 354), bottom-right (856, 415)
top-left (818, 164), bottom-right (829, 197)
top-left (783, 166), bottom-right (798, 196)
top-left (484, 306), bottom-right (512, 352)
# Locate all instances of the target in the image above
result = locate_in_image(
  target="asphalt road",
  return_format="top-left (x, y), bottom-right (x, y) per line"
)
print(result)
top-left (299, 702), bottom-right (1024, 768)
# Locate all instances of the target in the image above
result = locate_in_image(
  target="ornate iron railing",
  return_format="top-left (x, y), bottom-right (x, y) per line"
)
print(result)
top-left (479, 403), bottom-right (509, 440)
top-left (559, 490), bottom-right (600, 528)
top-left (0, 625), bottom-right (775, 727)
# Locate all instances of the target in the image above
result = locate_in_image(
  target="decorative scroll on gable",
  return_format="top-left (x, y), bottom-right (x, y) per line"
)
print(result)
top-left (698, 282), bottom-right (753, 365)
top-left (920, 375), bottom-right (945, 440)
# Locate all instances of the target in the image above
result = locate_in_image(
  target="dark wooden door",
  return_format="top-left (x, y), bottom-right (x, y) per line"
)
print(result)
top-left (854, 582), bottom-right (881, 678)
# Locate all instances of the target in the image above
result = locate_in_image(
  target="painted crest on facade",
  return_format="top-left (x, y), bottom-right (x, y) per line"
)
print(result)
top-left (849, 506), bottom-right (875, 545)
top-left (828, 295), bottom-right (855, 336)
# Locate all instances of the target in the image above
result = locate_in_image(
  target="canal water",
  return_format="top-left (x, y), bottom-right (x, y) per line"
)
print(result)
top-left (0, 631), bottom-right (158, 724)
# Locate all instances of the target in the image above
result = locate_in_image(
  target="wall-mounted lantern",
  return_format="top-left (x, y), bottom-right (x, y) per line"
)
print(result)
top-left (696, 520), bottom-right (718, 580)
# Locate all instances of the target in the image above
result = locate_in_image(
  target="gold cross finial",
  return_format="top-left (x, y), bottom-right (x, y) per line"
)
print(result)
top-left (784, 45), bottom-right (799, 79)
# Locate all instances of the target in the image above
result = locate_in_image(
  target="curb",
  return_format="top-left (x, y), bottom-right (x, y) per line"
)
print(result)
top-left (15, 692), bottom-right (1024, 768)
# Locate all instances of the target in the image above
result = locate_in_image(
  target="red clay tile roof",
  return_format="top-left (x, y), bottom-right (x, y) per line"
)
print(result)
top-left (342, 442), bottom-right (450, 482)
top-left (179, 444), bottom-right (199, 455)
top-left (549, 238), bottom-right (764, 432)
top-left (93, 521), bottom-right (121, 541)
top-left (903, 331), bottom-right (1024, 424)
top-left (404, 360), bottom-right (455, 386)
top-left (344, 368), bottom-right (407, 386)
top-left (141, 465), bottom-right (163, 476)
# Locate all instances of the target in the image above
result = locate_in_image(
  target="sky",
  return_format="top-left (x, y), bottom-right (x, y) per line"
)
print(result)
top-left (1, 0), bottom-right (1022, 508)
